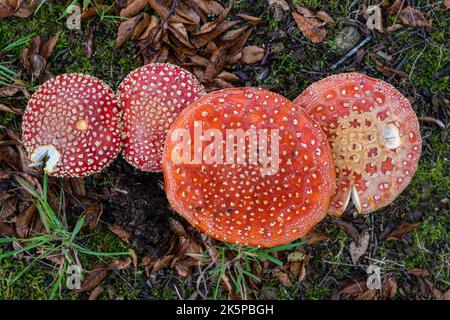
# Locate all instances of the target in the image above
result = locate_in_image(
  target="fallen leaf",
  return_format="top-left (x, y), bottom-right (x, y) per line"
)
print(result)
top-left (236, 13), bottom-right (263, 25)
top-left (386, 220), bottom-right (419, 241)
top-left (204, 45), bottom-right (228, 80)
top-left (240, 45), bottom-right (265, 64)
top-left (0, 86), bottom-right (20, 97)
top-left (316, 10), bottom-right (335, 24)
top-left (387, 0), bottom-right (405, 16)
top-left (386, 24), bottom-right (403, 32)
top-left (268, 0), bottom-right (290, 11)
top-left (0, 103), bottom-right (23, 115)
top-left (39, 31), bottom-right (61, 60)
top-left (83, 203), bottom-right (102, 228)
top-left (109, 257), bottom-right (132, 271)
top-left (349, 231), bottom-right (370, 265)
top-left (192, 0), bottom-right (224, 15)
top-left (332, 219), bottom-right (360, 242)
top-left (132, 12), bottom-right (151, 40)
top-left (407, 268), bottom-right (431, 277)
top-left (88, 286), bottom-right (103, 300)
top-left (273, 269), bottom-right (292, 286)
top-left (340, 280), bottom-right (367, 295)
top-left (382, 277), bottom-right (398, 300)
top-left (108, 224), bottom-right (130, 243)
top-left (115, 13), bottom-right (144, 49)
top-left (120, 0), bottom-right (147, 17)
top-left (222, 26), bottom-right (248, 42)
top-left (76, 264), bottom-right (109, 293)
top-left (399, 7), bottom-right (432, 28)
top-left (15, 204), bottom-right (36, 238)
top-left (302, 227), bottom-right (329, 244)
top-left (292, 11), bottom-right (327, 43)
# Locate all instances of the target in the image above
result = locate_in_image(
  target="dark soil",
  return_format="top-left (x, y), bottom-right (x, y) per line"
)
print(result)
top-left (91, 157), bottom-right (176, 257)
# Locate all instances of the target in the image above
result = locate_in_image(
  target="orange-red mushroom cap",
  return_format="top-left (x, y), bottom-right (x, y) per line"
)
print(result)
top-left (294, 73), bottom-right (421, 216)
top-left (162, 87), bottom-right (336, 247)
top-left (22, 73), bottom-right (121, 177)
top-left (117, 63), bottom-right (205, 172)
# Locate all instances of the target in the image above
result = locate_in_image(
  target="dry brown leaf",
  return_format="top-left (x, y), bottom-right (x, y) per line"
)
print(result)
top-left (228, 28), bottom-right (252, 56)
top-left (236, 13), bottom-right (263, 25)
top-left (273, 269), bottom-right (292, 286)
top-left (138, 15), bottom-right (159, 41)
top-left (168, 22), bottom-right (193, 48)
top-left (39, 31), bottom-right (61, 60)
top-left (0, 86), bottom-right (20, 97)
top-left (386, 24), bottom-right (403, 32)
top-left (191, 20), bottom-right (239, 48)
top-left (175, 2), bottom-right (200, 26)
top-left (381, 277), bottom-right (398, 300)
top-left (387, 0), bottom-right (405, 16)
top-left (76, 264), bottom-right (109, 293)
top-left (268, 0), bottom-right (289, 11)
top-left (399, 7), bottom-right (432, 28)
top-left (0, 223), bottom-right (13, 237)
top-left (204, 45), bottom-right (228, 80)
top-left (222, 26), bottom-right (248, 42)
top-left (316, 10), bottom-right (335, 24)
top-left (83, 203), bottom-right (102, 228)
top-left (340, 280), bottom-right (367, 295)
top-left (189, 55), bottom-right (210, 67)
top-left (0, 103), bottom-right (23, 115)
top-left (302, 227), bottom-right (329, 244)
top-left (349, 231), bottom-right (370, 265)
top-left (115, 13), bottom-right (144, 49)
top-left (15, 204), bottom-right (36, 238)
top-left (332, 219), bottom-right (360, 242)
top-left (109, 257), bottom-right (132, 271)
top-left (386, 220), bottom-right (419, 241)
top-left (0, 0), bottom-right (17, 18)
top-left (292, 11), bottom-right (327, 43)
top-left (14, 0), bottom-right (42, 18)
top-left (444, 0), bottom-right (450, 10)
top-left (192, 0), bottom-right (224, 15)
top-left (147, 0), bottom-right (192, 24)
top-left (240, 45), bottom-right (265, 64)
top-left (132, 12), bottom-right (151, 40)
top-left (88, 286), bottom-right (104, 300)
top-left (108, 224), bottom-right (130, 243)
top-left (407, 268), bottom-right (431, 277)
top-left (120, 0), bottom-right (147, 17)
top-left (217, 71), bottom-right (240, 82)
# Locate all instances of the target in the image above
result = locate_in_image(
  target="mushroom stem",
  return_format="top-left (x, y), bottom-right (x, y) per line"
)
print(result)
top-left (29, 145), bottom-right (61, 174)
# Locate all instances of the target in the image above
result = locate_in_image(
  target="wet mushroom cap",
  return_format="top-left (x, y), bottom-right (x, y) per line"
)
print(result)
top-left (294, 73), bottom-right (421, 216)
top-left (162, 87), bottom-right (336, 247)
top-left (117, 63), bottom-right (205, 172)
top-left (22, 73), bottom-right (121, 177)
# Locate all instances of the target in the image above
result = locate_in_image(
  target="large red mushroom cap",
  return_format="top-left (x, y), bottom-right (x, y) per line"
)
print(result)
top-left (22, 73), bottom-right (121, 177)
top-left (117, 63), bottom-right (205, 172)
top-left (162, 87), bottom-right (336, 247)
top-left (294, 73), bottom-right (421, 216)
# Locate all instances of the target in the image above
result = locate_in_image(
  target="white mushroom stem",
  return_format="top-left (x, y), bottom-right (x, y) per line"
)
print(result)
top-left (29, 145), bottom-right (61, 174)
top-left (351, 185), bottom-right (362, 213)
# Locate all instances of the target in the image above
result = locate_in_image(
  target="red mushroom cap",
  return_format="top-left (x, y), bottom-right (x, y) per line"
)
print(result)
top-left (117, 63), bottom-right (205, 172)
top-left (294, 73), bottom-right (421, 216)
top-left (162, 87), bottom-right (336, 247)
top-left (22, 73), bottom-right (121, 177)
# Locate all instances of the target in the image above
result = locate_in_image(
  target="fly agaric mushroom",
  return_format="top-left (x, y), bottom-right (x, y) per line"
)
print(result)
top-left (22, 73), bottom-right (121, 177)
top-left (294, 73), bottom-right (421, 216)
top-left (162, 87), bottom-right (336, 247)
top-left (117, 63), bottom-right (205, 172)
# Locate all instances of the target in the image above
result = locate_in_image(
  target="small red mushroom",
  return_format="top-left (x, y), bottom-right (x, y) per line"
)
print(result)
top-left (117, 63), bottom-right (205, 172)
top-left (162, 87), bottom-right (336, 247)
top-left (22, 73), bottom-right (121, 177)
top-left (294, 73), bottom-right (421, 216)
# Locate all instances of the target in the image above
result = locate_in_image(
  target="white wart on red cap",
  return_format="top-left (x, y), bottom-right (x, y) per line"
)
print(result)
top-left (22, 73), bottom-right (121, 177)
top-left (294, 73), bottom-right (422, 216)
top-left (117, 63), bottom-right (205, 172)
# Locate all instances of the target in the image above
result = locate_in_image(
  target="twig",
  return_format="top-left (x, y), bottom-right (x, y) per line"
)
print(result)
top-left (330, 36), bottom-right (371, 70)
top-left (133, 0), bottom-right (179, 59)
top-left (419, 117), bottom-right (446, 130)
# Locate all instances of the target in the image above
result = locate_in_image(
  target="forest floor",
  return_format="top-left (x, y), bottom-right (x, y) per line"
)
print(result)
top-left (0, 0), bottom-right (449, 300)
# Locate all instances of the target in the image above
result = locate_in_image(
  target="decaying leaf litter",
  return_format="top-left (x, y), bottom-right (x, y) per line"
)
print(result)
top-left (0, 0), bottom-right (449, 300)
